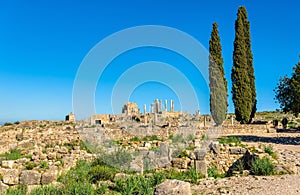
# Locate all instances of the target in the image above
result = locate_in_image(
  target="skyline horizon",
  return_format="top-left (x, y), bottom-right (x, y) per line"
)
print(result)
top-left (1, 1), bottom-right (299, 122)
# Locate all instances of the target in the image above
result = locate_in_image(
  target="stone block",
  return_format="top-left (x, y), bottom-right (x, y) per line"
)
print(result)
top-left (1, 160), bottom-right (15, 169)
top-left (229, 147), bottom-right (246, 155)
top-left (194, 160), bottom-right (207, 177)
top-left (194, 149), bottom-right (206, 160)
top-left (20, 170), bottom-right (41, 185)
top-left (41, 171), bottom-right (57, 185)
top-left (0, 181), bottom-right (9, 194)
top-left (154, 179), bottom-right (191, 195)
top-left (3, 169), bottom-right (19, 185)
top-left (172, 158), bottom-right (188, 169)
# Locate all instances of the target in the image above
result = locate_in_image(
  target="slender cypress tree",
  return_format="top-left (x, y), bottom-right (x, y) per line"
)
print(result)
top-left (209, 22), bottom-right (228, 126)
top-left (232, 6), bottom-right (255, 124)
top-left (242, 7), bottom-right (257, 121)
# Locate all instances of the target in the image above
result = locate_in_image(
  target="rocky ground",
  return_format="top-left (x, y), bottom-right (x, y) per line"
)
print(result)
top-left (0, 119), bottom-right (300, 194)
top-left (193, 131), bottom-right (300, 195)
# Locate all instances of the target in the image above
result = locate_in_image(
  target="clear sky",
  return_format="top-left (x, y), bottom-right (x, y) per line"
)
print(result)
top-left (0, 0), bottom-right (299, 122)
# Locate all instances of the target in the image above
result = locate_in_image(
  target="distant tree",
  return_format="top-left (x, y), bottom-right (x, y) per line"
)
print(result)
top-left (274, 60), bottom-right (300, 117)
top-left (209, 22), bottom-right (228, 126)
top-left (232, 6), bottom-right (256, 124)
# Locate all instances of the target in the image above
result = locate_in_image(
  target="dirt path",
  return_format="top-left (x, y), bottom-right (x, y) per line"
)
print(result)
top-left (192, 132), bottom-right (300, 195)
top-left (192, 174), bottom-right (300, 195)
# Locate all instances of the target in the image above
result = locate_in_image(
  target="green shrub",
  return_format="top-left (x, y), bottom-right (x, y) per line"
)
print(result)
top-left (40, 161), bottom-right (49, 169)
top-left (264, 145), bottom-right (278, 159)
top-left (98, 148), bottom-right (132, 170)
top-left (251, 157), bottom-right (274, 176)
top-left (6, 184), bottom-right (27, 195)
top-left (95, 184), bottom-right (108, 195)
top-left (130, 136), bottom-right (141, 142)
top-left (218, 136), bottom-right (242, 146)
top-left (208, 165), bottom-right (224, 178)
top-left (29, 185), bottom-right (63, 195)
top-left (114, 175), bottom-right (155, 195)
top-left (89, 165), bottom-right (117, 183)
top-left (25, 162), bottom-right (38, 170)
top-left (149, 135), bottom-right (161, 141)
top-left (79, 140), bottom-right (93, 153)
top-left (0, 149), bottom-right (22, 160)
top-left (14, 121), bottom-right (20, 125)
top-left (4, 122), bottom-right (13, 126)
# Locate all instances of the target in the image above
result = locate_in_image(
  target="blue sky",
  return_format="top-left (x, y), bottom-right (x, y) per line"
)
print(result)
top-left (0, 0), bottom-right (299, 121)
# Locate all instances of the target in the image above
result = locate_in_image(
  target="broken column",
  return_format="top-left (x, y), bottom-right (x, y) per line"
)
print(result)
top-left (194, 150), bottom-right (207, 177)
top-left (170, 100), bottom-right (174, 112)
top-left (164, 100), bottom-right (168, 111)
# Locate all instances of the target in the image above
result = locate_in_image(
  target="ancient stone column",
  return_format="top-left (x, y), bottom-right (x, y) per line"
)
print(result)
top-left (170, 100), bottom-right (174, 112)
top-left (164, 99), bottom-right (168, 111)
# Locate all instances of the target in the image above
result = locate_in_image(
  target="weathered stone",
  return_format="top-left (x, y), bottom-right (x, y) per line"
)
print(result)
top-left (0, 181), bottom-right (9, 194)
top-left (229, 147), bottom-right (246, 155)
top-left (3, 169), bottom-right (19, 185)
top-left (20, 170), bottom-right (41, 185)
top-left (41, 171), bottom-right (57, 185)
top-left (47, 152), bottom-right (57, 160)
top-left (209, 141), bottom-right (220, 154)
top-left (160, 142), bottom-right (169, 157)
top-left (194, 149), bottom-right (206, 160)
top-left (58, 146), bottom-right (68, 154)
top-left (172, 158), bottom-right (188, 169)
top-left (1, 160), bottom-right (15, 169)
top-left (194, 160), bottom-right (207, 177)
top-left (154, 179), bottom-right (191, 195)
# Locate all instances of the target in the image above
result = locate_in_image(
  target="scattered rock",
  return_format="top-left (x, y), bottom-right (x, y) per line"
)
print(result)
top-left (20, 170), bottom-right (41, 185)
top-left (154, 179), bottom-right (191, 195)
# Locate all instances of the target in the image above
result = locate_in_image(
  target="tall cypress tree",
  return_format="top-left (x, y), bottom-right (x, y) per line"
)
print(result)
top-left (242, 7), bottom-right (257, 121)
top-left (209, 22), bottom-right (228, 126)
top-left (232, 6), bottom-right (255, 124)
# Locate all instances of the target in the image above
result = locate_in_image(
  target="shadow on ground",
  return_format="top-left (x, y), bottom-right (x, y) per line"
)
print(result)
top-left (232, 134), bottom-right (300, 145)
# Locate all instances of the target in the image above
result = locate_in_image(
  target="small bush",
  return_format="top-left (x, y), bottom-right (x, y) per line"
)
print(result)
top-left (30, 185), bottom-right (63, 195)
top-left (14, 121), bottom-right (20, 125)
top-left (89, 165), bottom-right (117, 182)
top-left (130, 136), bottom-right (141, 142)
top-left (25, 162), bottom-right (38, 170)
top-left (218, 136), bottom-right (242, 146)
top-left (5, 184), bottom-right (27, 195)
top-left (40, 161), bottom-right (49, 169)
top-left (187, 134), bottom-right (195, 142)
top-left (0, 149), bottom-right (22, 160)
top-left (4, 122), bottom-right (13, 126)
top-left (264, 145), bottom-right (278, 159)
top-left (251, 157), bottom-right (274, 176)
top-left (208, 165), bottom-right (224, 178)
top-left (149, 135), bottom-right (160, 141)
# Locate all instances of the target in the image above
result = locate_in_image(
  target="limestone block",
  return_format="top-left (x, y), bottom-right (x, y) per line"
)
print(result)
top-left (154, 179), bottom-right (191, 195)
top-left (20, 170), bottom-right (41, 185)
top-left (1, 160), bottom-right (15, 169)
top-left (171, 158), bottom-right (188, 169)
top-left (194, 160), bottom-right (207, 177)
top-left (3, 169), bottom-right (19, 185)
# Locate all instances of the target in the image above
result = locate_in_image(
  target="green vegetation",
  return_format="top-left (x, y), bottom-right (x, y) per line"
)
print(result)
top-left (232, 6), bottom-right (256, 124)
top-left (264, 145), bottom-right (278, 160)
top-left (218, 136), bottom-right (243, 146)
top-left (275, 60), bottom-right (300, 117)
top-left (209, 22), bottom-right (228, 126)
top-left (208, 165), bottom-right (224, 178)
top-left (0, 149), bottom-right (28, 160)
top-left (4, 122), bottom-right (13, 126)
top-left (25, 162), bottom-right (38, 170)
top-left (251, 157), bottom-right (274, 176)
top-left (40, 161), bottom-right (49, 169)
top-left (5, 184), bottom-right (27, 195)
top-left (171, 134), bottom-right (184, 144)
top-left (14, 121), bottom-right (20, 125)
